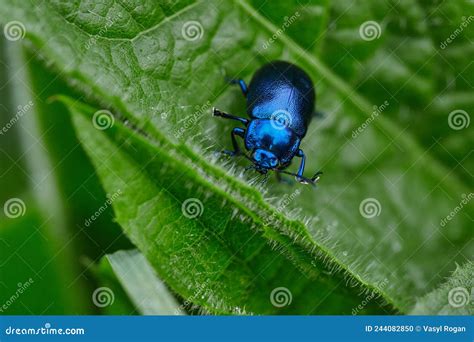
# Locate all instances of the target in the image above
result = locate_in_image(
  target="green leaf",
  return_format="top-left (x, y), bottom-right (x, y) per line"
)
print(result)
top-left (411, 262), bottom-right (473, 315)
top-left (105, 249), bottom-right (185, 315)
top-left (67, 99), bottom-right (389, 314)
top-left (249, 0), bottom-right (330, 55)
top-left (252, 0), bottom-right (474, 185)
top-left (315, 0), bottom-right (474, 185)
top-left (1, 0), bottom-right (472, 314)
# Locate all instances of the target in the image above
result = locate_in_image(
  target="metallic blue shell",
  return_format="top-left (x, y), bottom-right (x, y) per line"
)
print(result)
top-left (246, 61), bottom-right (315, 137)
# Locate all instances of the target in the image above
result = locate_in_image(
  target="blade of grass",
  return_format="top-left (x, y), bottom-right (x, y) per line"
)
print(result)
top-left (106, 249), bottom-right (185, 315)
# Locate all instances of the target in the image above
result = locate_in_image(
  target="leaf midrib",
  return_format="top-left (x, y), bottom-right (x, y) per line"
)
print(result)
top-left (65, 97), bottom-right (401, 312)
top-left (69, 98), bottom-right (398, 314)
top-left (51, 0), bottom-right (202, 42)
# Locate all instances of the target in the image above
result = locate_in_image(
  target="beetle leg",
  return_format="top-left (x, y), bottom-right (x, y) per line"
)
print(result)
top-left (222, 127), bottom-right (245, 157)
top-left (228, 79), bottom-right (248, 97)
top-left (213, 108), bottom-right (249, 126)
top-left (295, 149), bottom-right (306, 180)
top-left (295, 149), bottom-right (323, 185)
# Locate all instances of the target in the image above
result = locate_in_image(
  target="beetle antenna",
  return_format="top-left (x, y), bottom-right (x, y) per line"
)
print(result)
top-left (275, 170), bottom-right (298, 177)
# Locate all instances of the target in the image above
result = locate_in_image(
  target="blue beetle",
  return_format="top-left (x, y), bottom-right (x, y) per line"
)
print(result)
top-left (213, 60), bottom-right (322, 185)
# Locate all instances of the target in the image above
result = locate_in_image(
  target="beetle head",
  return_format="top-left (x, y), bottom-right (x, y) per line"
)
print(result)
top-left (252, 149), bottom-right (278, 171)
top-left (245, 119), bottom-right (300, 173)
